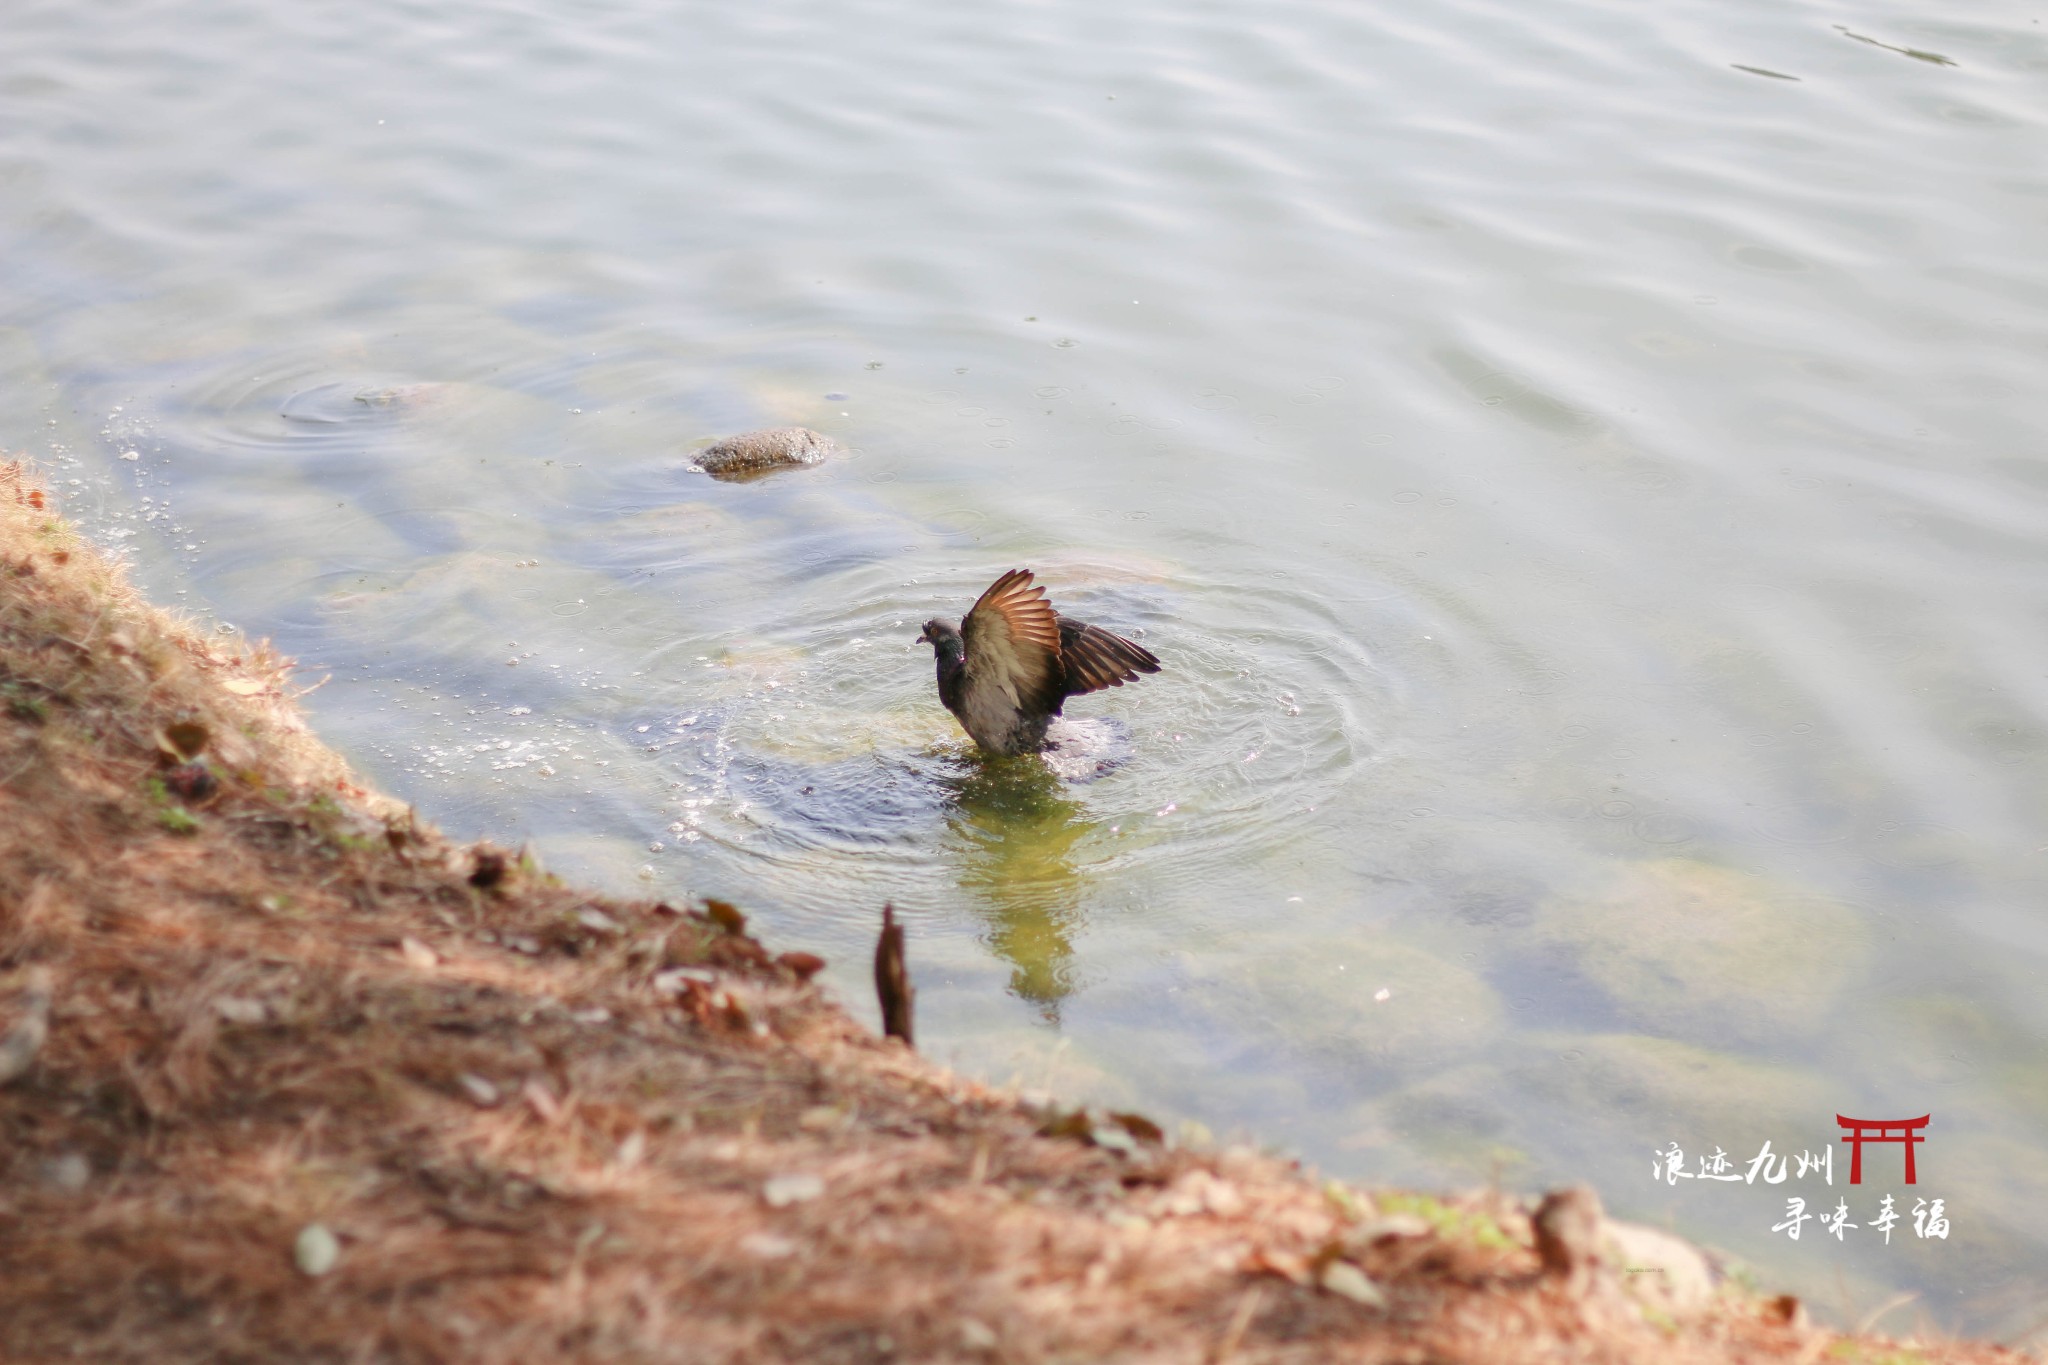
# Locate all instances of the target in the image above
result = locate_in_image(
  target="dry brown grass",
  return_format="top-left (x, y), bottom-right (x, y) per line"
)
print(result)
top-left (0, 459), bottom-right (2025, 1364)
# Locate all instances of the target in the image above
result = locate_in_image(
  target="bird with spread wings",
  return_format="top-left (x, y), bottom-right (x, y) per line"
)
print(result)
top-left (916, 569), bottom-right (1160, 756)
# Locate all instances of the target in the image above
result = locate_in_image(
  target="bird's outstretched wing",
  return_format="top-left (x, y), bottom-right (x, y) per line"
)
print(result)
top-left (961, 569), bottom-right (1065, 715)
top-left (1056, 616), bottom-right (1161, 697)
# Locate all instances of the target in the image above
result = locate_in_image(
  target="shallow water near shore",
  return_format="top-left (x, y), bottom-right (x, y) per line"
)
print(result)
top-left (5, 0), bottom-right (2048, 1333)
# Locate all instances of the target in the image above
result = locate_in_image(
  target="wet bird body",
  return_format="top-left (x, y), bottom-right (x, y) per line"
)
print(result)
top-left (917, 569), bottom-right (1160, 755)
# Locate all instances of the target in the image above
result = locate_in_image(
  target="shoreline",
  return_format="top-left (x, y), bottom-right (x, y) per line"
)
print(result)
top-left (0, 458), bottom-right (2020, 1363)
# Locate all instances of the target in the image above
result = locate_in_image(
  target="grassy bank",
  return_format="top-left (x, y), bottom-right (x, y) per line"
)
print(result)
top-left (0, 459), bottom-right (2020, 1363)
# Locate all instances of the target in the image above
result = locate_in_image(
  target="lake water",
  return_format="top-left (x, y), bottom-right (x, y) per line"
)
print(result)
top-left (5, 0), bottom-right (2046, 1335)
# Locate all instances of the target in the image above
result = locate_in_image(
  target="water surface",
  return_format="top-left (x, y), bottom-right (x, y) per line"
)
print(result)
top-left (4, 0), bottom-right (2046, 1334)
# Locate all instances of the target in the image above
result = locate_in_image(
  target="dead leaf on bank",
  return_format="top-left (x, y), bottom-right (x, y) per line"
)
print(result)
top-left (220, 677), bottom-right (268, 696)
top-left (1348, 1213), bottom-right (1431, 1250)
top-left (468, 846), bottom-right (509, 890)
top-left (1091, 1124), bottom-right (1139, 1156)
top-left (522, 1077), bottom-right (563, 1124)
top-left (1154, 1170), bottom-right (1246, 1219)
top-left (1306, 1235), bottom-right (1389, 1307)
top-left (1318, 1259), bottom-right (1387, 1308)
top-left (653, 966), bottom-right (716, 995)
top-left (703, 898), bottom-right (746, 934)
top-left (1034, 1105), bottom-right (1164, 1158)
top-left (874, 904), bottom-right (913, 1047)
top-left (163, 760), bottom-right (219, 805)
top-left (1107, 1111), bottom-right (1165, 1145)
top-left (1036, 1108), bottom-right (1094, 1143)
top-left (777, 951), bottom-right (826, 981)
top-left (1246, 1246), bottom-right (1311, 1286)
top-left (156, 720), bottom-right (210, 761)
top-left (213, 996), bottom-right (269, 1026)
top-left (762, 1173), bottom-right (825, 1207)
top-left (613, 1131), bottom-right (646, 1168)
top-left (457, 1074), bottom-right (501, 1107)
top-left (798, 1105), bottom-right (845, 1133)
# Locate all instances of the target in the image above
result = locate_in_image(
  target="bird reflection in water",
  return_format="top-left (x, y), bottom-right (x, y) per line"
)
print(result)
top-left (937, 751), bottom-right (1102, 1019)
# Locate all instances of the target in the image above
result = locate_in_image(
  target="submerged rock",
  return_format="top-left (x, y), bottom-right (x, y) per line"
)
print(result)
top-left (1523, 1031), bottom-right (1821, 1139)
top-left (693, 426), bottom-right (835, 481)
top-left (350, 382), bottom-right (451, 412)
top-left (1237, 939), bottom-right (1504, 1068)
top-left (1536, 858), bottom-right (1866, 1044)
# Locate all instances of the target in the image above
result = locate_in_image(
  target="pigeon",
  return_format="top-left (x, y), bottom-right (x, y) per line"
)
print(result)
top-left (916, 569), bottom-right (1160, 755)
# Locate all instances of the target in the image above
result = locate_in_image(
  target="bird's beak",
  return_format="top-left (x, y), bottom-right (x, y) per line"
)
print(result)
top-left (915, 625), bottom-right (931, 644)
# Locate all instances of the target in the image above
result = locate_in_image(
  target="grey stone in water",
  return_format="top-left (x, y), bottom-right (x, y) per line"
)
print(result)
top-left (352, 383), bottom-right (446, 410)
top-left (694, 426), bottom-right (835, 481)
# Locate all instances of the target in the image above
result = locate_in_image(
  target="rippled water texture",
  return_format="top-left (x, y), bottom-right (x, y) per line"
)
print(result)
top-left (5, 0), bottom-right (2047, 1333)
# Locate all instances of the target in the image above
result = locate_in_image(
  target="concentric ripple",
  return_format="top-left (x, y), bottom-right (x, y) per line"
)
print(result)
top-left (177, 355), bottom-right (451, 468)
top-left (621, 560), bottom-right (1393, 918)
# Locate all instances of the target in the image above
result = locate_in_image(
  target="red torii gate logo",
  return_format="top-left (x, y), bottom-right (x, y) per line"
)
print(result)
top-left (1837, 1114), bottom-right (1929, 1185)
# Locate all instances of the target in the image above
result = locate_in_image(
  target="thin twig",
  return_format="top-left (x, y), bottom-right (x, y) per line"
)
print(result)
top-left (1209, 1285), bottom-right (1264, 1364)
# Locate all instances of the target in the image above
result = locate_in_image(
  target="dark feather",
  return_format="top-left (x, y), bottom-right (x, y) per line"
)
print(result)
top-left (1056, 616), bottom-right (1161, 698)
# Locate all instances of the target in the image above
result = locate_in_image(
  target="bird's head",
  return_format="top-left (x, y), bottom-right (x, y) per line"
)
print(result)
top-left (916, 619), bottom-right (962, 657)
